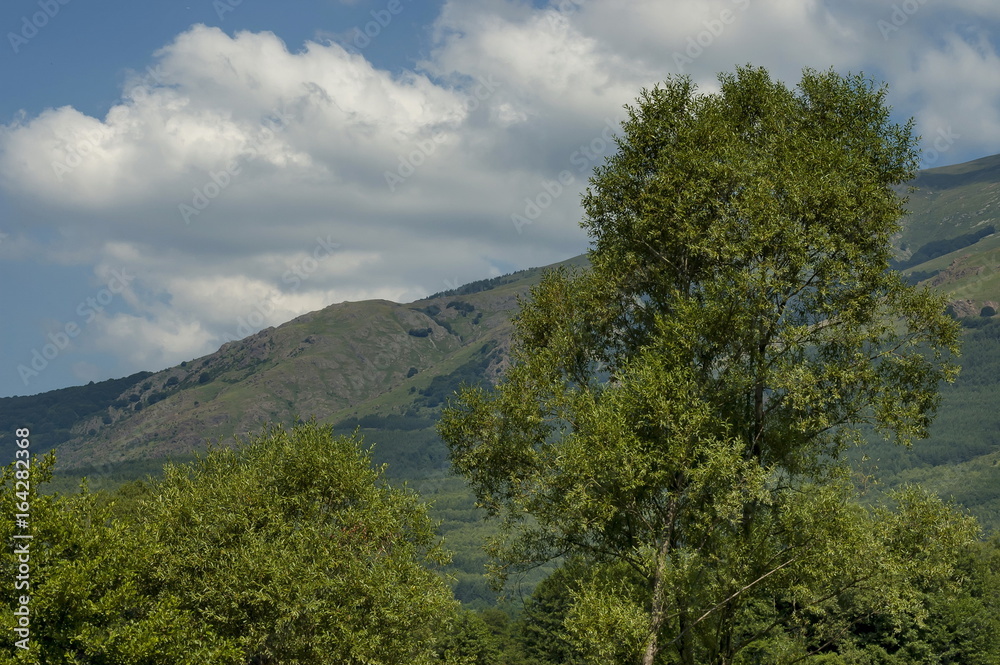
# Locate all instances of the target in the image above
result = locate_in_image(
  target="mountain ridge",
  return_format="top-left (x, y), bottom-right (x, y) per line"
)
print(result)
top-left (0, 255), bottom-right (588, 469)
top-left (5, 154), bottom-right (1000, 532)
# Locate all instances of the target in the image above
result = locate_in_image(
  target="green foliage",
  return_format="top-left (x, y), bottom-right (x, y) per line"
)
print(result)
top-left (437, 611), bottom-right (504, 665)
top-left (440, 66), bottom-right (976, 664)
top-left (416, 342), bottom-right (498, 409)
top-left (855, 318), bottom-right (1000, 532)
top-left (448, 301), bottom-right (477, 315)
top-left (429, 273), bottom-right (521, 299)
top-left (0, 422), bottom-right (456, 664)
top-left (516, 560), bottom-right (588, 665)
top-left (0, 371), bottom-right (151, 462)
top-left (894, 226), bottom-right (995, 270)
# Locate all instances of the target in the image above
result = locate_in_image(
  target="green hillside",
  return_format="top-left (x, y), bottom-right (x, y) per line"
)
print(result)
top-left (848, 153), bottom-right (1000, 530)
top-left (0, 255), bottom-right (584, 472)
top-left (2, 256), bottom-right (588, 605)
top-left (897, 153), bottom-right (1000, 253)
top-left (4, 153), bottom-right (1000, 597)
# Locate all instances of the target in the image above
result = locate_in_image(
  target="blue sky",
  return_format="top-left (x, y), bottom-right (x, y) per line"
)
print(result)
top-left (1, 0), bottom-right (999, 398)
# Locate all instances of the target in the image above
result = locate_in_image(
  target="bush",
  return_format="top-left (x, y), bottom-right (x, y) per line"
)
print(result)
top-left (447, 301), bottom-right (476, 314)
top-left (419, 305), bottom-right (441, 317)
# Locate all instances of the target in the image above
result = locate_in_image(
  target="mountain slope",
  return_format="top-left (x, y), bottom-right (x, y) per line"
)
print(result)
top-left (6, 154), bottom-right (1000, 534)
top-left (1, 255), bottom-right (588, 470)
top-left (897, 153), bottom-right (1000, 254)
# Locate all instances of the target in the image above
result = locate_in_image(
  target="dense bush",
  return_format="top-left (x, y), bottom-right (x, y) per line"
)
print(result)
top-left (447, 301), bottom-right (476, 315)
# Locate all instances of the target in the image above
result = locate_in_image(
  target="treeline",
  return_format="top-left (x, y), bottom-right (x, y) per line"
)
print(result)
top-left (427, 273), bottom-right (522, 299)
top-left (0, 372), bottom-right (151, 463)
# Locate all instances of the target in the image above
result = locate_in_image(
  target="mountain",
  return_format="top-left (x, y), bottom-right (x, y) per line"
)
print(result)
top-left (4, 154), bottom-right (1000, 535)
top-left (0, 256), bottom-right (597, 606)
top-left (894, 153), bottom-right (1000, 316)
top-left (0, 256), bottom-right (588, 473)
top-left (849, 153), bottom-right (1000, 529)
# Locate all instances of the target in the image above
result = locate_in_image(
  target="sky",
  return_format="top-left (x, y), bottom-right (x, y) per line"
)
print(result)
top-left (1, 0), bottom-right (999, 398)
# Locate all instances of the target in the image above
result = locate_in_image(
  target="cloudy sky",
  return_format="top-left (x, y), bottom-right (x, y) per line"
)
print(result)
top-left (1, 0), bottom-right (998, 398)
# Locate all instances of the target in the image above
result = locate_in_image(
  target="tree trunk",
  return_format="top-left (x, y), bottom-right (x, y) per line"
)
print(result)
top-left (642, 538), bottom-right (672, 665)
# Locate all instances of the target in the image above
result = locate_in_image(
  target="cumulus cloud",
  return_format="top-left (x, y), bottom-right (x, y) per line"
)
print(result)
top-left (2, 0), bottom-right (999, 381)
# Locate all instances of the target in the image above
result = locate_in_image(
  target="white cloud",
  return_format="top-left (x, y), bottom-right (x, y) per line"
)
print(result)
top-left (2, 1), bottom-right (1000, 383)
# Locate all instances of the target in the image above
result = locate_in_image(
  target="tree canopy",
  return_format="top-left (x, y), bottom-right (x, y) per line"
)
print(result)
top-left (0, 422), bottom-right (456, 664)
top-left (440, 66), bottom-right (980, 664)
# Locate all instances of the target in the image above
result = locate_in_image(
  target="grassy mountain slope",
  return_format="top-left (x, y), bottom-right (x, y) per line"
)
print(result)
top-left (8, 257), bottom-right (589, 605)
top-left (897, 153), bottom-right (1000, 253)
top-left (853, 153), bottom-right (1000, 530)
top-left (0, 255), bottom-right (588, 473)
top-left (6, 154), bottom-right (1000, 538)
top-left (894, 154), bottom-right (1000, 314)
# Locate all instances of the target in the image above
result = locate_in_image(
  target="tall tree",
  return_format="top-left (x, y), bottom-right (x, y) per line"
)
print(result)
top-left (440, 66), bottom-right (978, 664)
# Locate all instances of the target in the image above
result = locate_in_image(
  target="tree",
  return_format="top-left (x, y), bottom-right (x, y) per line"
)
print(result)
top-left (436, 610), bottom-right (504, 665)
top-left (515, 559), bottom-right (588, 665)
top-left (0, 422), bottom-right (456, 664)
top-left (440, 66), bottom-right (978, 664)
